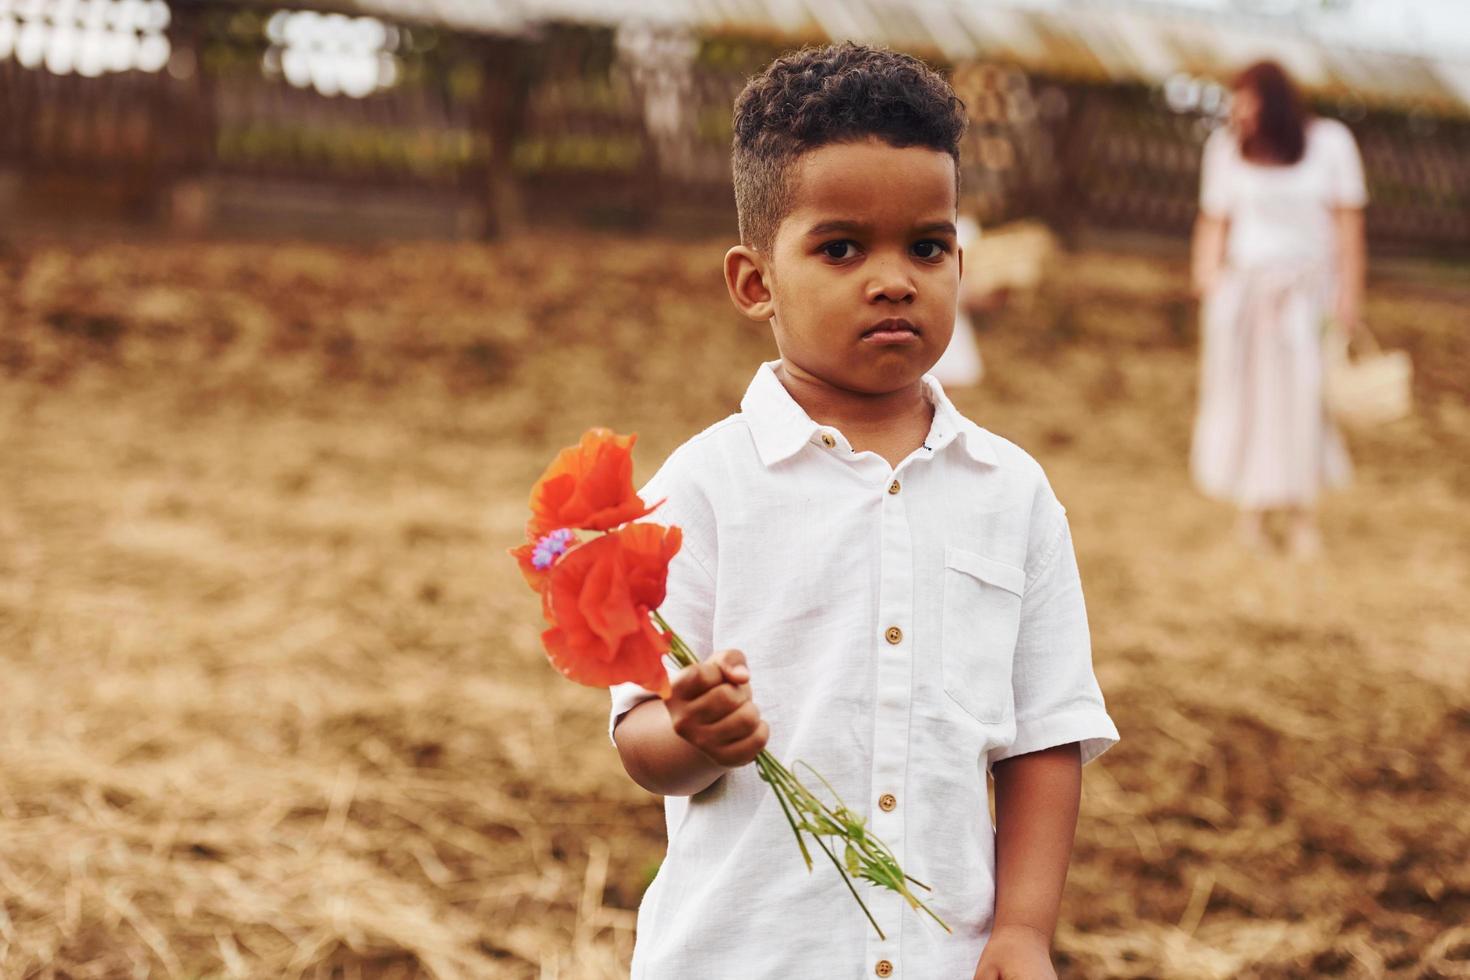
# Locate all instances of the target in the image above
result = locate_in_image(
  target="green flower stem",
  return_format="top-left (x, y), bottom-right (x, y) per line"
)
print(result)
top-left (756, 754), bottom-right (813, 870)
top-left (806, 815), bottom-right (887, 940)
top-left (649, 610), bottom-right (951, 937)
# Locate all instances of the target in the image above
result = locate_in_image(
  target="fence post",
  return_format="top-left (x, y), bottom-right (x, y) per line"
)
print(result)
top-left (480, 34), bottom-right (538, 238)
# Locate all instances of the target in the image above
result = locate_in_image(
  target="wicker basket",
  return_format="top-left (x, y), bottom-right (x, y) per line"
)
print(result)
top-left (1325, 326), bottom-right (1413, 429)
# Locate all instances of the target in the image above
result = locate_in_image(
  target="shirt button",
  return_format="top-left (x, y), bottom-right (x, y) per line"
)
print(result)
top-left (885, 626), bottom-right (903, 645)
top-left (875, 960), bottom-right (894, 978)
top-left (820, 433), bottom-right (836, 448)
top-left (878, 793), bottom-right (897, 812)
top-left (887, 479), bottom-right (901, 495)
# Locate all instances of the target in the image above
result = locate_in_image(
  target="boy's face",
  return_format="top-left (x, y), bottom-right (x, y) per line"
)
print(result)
top-left (727, 138), bottom-right (961, 397)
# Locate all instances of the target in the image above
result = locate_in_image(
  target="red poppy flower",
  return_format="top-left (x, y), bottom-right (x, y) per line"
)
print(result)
top-left (541, 523), bottom-right (682, 696)
top-left (509, 528), bottom-right (579, 600)
top-left (526, 428), bottom-right (661, 538)
top-left (509, 541), bottom-right (546, 593)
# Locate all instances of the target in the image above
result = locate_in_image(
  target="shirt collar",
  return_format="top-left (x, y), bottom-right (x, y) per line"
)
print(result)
top-left (739, 360), bottom-right (999, 468)
top-left (922, 372), bottom-right (1000, 466)
top-left (740, 362), bottom-right (819, 466)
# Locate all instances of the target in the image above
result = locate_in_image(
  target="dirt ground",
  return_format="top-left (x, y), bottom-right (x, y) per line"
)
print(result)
top-left (0, 233), bottom-right (1467, 979)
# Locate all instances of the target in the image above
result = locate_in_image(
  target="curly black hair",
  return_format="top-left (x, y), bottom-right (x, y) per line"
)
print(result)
top-left (732, 43), bottom-right (967, 251)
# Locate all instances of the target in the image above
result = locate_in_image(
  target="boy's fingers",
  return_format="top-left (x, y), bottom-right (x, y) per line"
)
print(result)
top-left (712, 648), bottom-right (751, 685)
top-left (668, 666), bottom-right (698, 700)
top-left (706, 720), bottom-right (769, 768)
top-left (669, 660), bottom-right (724, 701)
top-left (680, 680), bottom-right (748, 724)
top-left (696, 700), bottom-right (761, 746)
top-left (672, 652), bottom-right (751, 701)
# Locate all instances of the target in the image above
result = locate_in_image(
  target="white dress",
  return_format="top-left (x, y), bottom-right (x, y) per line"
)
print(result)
top-left (1191, 118), bottom-right (1367, 509)
top-left (928, 214), bottom-right (984, 386)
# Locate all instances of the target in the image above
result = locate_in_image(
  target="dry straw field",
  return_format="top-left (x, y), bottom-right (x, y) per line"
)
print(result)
top-left (0, 233), bottom-right (1467, 979)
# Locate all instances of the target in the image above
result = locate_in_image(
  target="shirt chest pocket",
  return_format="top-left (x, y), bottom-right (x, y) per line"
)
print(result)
top-left (941, 547), bottom-right (1025, 724)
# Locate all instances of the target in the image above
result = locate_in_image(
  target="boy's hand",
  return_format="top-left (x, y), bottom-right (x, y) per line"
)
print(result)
top-left (666, 649), bottom-right (768, 768)
top-left (972, 924), bottom-right (1056, 980)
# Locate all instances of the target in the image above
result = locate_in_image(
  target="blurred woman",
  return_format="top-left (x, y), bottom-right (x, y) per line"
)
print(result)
top-left (928, 212), bottom-right (984, 387)
top-left (1190, 60), bottom-right (1368, 557)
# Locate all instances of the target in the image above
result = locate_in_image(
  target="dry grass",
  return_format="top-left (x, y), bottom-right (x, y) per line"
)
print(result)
top-left (0, 233), bottom-right (1466, 979)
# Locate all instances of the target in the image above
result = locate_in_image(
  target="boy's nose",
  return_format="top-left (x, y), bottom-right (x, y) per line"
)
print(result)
top-left (865, 269), bottom-right (916, 304)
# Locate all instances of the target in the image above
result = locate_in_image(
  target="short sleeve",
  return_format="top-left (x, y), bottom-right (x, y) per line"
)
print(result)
top-left (1322, 120), bottom-right (1368, 208)
top-left (1199, 126), bottom-right (1236, 218)
top-left (607, 460), bottom-right (718, 745)
top-left (988, 507), bottom-right (1118, 769)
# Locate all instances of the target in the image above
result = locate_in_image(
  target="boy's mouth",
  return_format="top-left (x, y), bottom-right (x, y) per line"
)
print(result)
top-left (861, 318), bottom-right (921, 344)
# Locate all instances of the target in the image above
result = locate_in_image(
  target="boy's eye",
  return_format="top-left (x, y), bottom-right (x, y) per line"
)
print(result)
top-left (820, 240), bottom-right (858, 260)
top-left (912, 240), bottom-right (950, 260)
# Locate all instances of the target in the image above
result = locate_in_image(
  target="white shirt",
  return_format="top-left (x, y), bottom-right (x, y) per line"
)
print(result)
top-left (610, 362), bottom-right (1118, 979)
top-left (1200, 117), bottom-right (1368, 269)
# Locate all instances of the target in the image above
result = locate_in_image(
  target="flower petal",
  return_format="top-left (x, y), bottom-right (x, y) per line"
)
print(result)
top-left (526, 429), bottom-right (657, 534)
top-left (508, 541), bottom-right (548, 592)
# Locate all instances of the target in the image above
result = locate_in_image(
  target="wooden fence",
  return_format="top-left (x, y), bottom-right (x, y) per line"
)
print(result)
top-left (1, 3), bottom-right (1466, 252)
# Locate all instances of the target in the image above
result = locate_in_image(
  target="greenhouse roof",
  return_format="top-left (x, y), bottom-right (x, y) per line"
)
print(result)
top-left (285, 0), bottom-right (1470, 113)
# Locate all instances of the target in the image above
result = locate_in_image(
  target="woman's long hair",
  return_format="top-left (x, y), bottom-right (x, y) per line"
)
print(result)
top-left (1233, 60), bottom-right (1307, 165)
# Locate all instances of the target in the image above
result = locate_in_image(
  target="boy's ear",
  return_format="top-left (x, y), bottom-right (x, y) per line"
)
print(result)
top-left (723, 245), bottom-right (775, 322)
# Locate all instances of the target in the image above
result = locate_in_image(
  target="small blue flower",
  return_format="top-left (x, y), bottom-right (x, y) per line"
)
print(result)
top-left (531, 528), bottom-right (576, 570)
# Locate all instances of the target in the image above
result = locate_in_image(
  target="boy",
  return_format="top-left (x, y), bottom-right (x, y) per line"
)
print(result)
top-left (610, 43), bottom-right (1117, 979)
